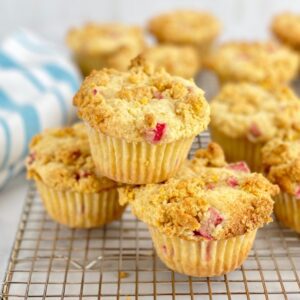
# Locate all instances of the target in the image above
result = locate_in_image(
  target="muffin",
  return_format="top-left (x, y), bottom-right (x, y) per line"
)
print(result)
top-left (73, 58), bottom-right (210, 184)
top-left (148, 10), bottom-right (220, 54)
top-left (26, 123), bottom-right (125, 228)
top-left (119, 143), bottom-right (278, 277)
top-left (140, 45), bottom-right (200, 78)
top-left (66, 23), bottom-right (145, 76)
top-left (272, 12), bottom-right (300, 50)
top-left (210, 83), bottom-right (300, 171)
top-left (262, 139), bottom-right (300, 233)
top-left (205, 41), bottom-right (299, 86)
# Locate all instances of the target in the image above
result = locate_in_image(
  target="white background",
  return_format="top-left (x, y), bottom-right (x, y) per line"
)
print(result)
top-left (1, 0), bottom-right (300, 44)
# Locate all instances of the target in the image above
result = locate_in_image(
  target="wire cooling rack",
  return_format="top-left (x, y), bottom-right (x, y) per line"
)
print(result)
top-left (1, 133), bottom-right (300, 300)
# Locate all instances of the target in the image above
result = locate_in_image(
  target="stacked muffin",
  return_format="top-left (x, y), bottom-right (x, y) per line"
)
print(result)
top-left (26, 10), bottom-right (300, 278)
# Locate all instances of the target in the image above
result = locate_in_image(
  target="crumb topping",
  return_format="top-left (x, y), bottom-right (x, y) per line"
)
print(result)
top-left (119, 143), bottom-right (278, 241)
top-left (262, 138), bottom-right (300, 196)
top-left (73, 58), bottom-right (210, 143)
top-left (140, 45), bottom-right (200, 78)
top-left (272, 12), bottom-right (300, 49)
top-left (205, 41), bottom-right (299, 84)
top-left (210, 83), bottom-right (300, 142)
top-left (148, 10), bottom-right (220, 45)
top-left (26, 123), bottom-right (117, 193)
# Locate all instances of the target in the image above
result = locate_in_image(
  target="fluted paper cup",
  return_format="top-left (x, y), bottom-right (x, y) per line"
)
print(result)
top-left (149, 226), bottom-right (257, 277)
top-left (274, 192), bottom-right (300, 233)
top-left (36, 181), bottom-right (125, 228)
top-left (86, 125), bottom-right (195, 184)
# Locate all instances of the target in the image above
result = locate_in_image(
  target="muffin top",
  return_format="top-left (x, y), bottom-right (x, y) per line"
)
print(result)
top-left (119, 143), bottom-right (278, 241)
top-left (262, 139), bottom-right (300, 197)
top-left (148, 10), bottom-right (220, 45)
top-left (272, 12), bottom-right (300, 49)
top-left (66, 23), bottom-right (145, 56)
top-left (205, 41), bottom-right (299, 84)
top-left (210, 83), bottom-right (300, 143)
top-left (140, 45), bottom-right (200, 79)
top-left (73, 58), bottom-right (210, 144)
top-left (26, 123), bottom-right (117, 193)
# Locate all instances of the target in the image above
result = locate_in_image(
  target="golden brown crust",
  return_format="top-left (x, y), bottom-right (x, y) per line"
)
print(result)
top-left (210, 83), bottom-right (300, 142)
top-left (140, 45), bottom-right (200, 78)
top-left (148, 10), bottom-right (220, 46)
top-left (262, 139), bottom-right (300, 195)
top-left (205, 41), bottom-right (299, 85)
top-left (272, 12), bottom-right (300, 49)
top-left (119, 143), bottom-right (278, 241)
top-left (73, 58), bottom-right (210, 144)
top-left (26, 123), bottom-right (118, 193)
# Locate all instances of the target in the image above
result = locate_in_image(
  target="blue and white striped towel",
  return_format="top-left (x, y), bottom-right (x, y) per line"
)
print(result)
top-left (0, 29), bottom-right (81, 189)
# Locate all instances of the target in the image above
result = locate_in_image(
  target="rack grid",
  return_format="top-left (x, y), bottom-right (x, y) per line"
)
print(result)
top-left (1, 133), bottom-right (300, 299)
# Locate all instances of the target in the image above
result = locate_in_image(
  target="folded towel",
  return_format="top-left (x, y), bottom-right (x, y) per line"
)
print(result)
top-left (0, 29), bottom-right (81, 189)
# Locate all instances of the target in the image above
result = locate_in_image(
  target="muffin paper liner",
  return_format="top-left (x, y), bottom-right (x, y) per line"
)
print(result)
top-left (86, 125), bottom-right (194, 184)
top-left (274, 192), bottom-right (300, 233)
top-left (149, 226), bottom-right (257, 277)
top-left (210, 127), bottom-right (263, 172)
top-left (36, 181), bottom-right (125, 228)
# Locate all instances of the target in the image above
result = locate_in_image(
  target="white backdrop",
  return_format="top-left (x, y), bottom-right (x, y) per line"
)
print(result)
top-left (1, 0), bottom-right (300, 45)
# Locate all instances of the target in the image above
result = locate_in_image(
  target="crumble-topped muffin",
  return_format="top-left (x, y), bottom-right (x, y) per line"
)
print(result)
top-left (272, 12), bottom-right (300, 50)
top-left (148, 10), bottom-right (220, 52)
top-left (210, 83), bottom-right (300, 170)
top-left (27, 123), bottom-right (117, 193)
top-left (262, 139), bottom-right (300, 233)
top-left (119, 143), bottom-right (278, 276)
top-left (140, 45), bottom-right (200, 78)
top-left (73, 58), bottom-right (210, 184)
top-left (74, 59), bottom-right (209, 144)
top-left (119, 144), bottom-right (276, 241)
top-left (66, 23), bottom-right (145, 75)
top-left (205, 41), bottom-right (299, 85)
top-left (26, 123), bottom-right (125, 228)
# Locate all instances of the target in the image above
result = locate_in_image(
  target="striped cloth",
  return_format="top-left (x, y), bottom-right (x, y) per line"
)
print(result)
top-left (0, 30), bottom-right (81, 189)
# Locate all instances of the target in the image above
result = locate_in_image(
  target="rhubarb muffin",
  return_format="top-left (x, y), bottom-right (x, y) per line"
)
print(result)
top-left (66, 23), bottom-right (145, 76)
top-left (140, 45), bottom-right (200, 78)
top-left (26, 123), bottom-right (125, 228)
top-left (272, 12), bottom-right (300, 51)
top-left (262, 139), bottom-right (300, 233)
top-left (73, 58), bottom-right (210, 184)
top-left (210, 83), bottom-right (300, 171)
top-left (205, 41), bottom-right (299, 86)
top-left (119, 143), bottom-right (278, 277)
top-left (148, 10), bottom-right (220, 54)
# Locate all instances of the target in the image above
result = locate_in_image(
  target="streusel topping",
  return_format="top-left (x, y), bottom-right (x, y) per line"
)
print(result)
top-left (66, 23), bottom-right (145, 56)
top-left (205, 41), bottom-right (299, 84)
top-left (262, 139), bottom-right (300, 197)
top-left (148, 10), bottom-right (220, 45)
top-left (73, 58), bottom-right (210, 144)
top-left (140, 45), bottom-right (200, 78)
top-left (119, 143), bottom-right (278, 241)
top-left (210, 83), bottom-right (300, 142)
top-left (272, 12), bottom-right (300, 49)
top-left (26, 123), bottom-right (117, 193)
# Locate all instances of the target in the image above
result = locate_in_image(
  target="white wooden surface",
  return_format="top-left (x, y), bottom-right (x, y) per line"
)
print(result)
top-left (1, 0), bottom-right (300, 44)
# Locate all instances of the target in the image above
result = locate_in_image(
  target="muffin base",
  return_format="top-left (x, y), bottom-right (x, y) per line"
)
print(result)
top-left (36, 181), bottom-right (125, 228)
top-left (210, 127), bottom-right (263, 172)
top-left (274, 192), bottom-right (300, 233)
top-left (87, 125), bottom-right (194, 184)
top-left (149, 226), bottom-right (257, 277)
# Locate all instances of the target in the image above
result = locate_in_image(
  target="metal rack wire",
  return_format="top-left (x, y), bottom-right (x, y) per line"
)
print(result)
top-left (1, 133), bottom-right (300, 299)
